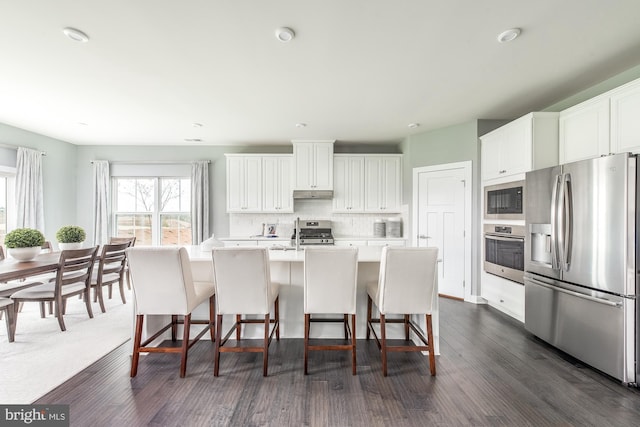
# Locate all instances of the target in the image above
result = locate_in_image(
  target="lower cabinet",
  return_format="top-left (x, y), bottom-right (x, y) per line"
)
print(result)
top-left (333, 239), bottom-right (406, 247)
top-left (222, 240), bottom-right (258, 247)
top-left (481, 271), bottom-right (524, 322)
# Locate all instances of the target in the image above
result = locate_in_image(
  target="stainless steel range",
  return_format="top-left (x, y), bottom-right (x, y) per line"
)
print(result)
top-left (291, 219), bottom-right (334, 246)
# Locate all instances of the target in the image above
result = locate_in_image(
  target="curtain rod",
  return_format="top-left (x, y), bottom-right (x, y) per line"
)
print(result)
top-left (0, 143), bottom-right (46, 156)
top-left (90, 160), bottom-right (210, 164)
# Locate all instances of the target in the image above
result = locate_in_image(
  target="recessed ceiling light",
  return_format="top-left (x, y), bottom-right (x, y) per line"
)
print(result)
top-left (62, 27), bottom-right (90, 43)
top-left (192, 123), bottom-right (203, 128)
top-left (408, 123), bottom-right (420, 129)
top-left (275, 27), bottom-right (295, 42)
top-left (497, 28), bottom-right (521, 43)
top-left (295, 123), bottom-right (307, 128)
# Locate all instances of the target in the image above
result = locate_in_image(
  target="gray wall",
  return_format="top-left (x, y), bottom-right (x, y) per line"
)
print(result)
top-left (0, 123), bottom-right (77, 244)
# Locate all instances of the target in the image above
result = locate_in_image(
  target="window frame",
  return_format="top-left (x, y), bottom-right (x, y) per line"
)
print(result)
top-left (111, 176), bottom-right (191, 246)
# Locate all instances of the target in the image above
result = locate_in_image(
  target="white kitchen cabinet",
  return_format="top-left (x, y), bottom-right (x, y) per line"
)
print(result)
top-left (610, 79), bottom-right (640, 154)
top-left (226, 155), bottom-right (262, 212)
top-left (262, 155), bottom-right (293, 212)
top-left (333, 240), bottom-right (367, 247)
top-left (292, 140), bottom-right (334, 190)
top-left (364, 155), bottom-right (402, 212)
top-left (481, 271), bottom-right (524, 322)
top-left (559, 96), bottom-right (610, 164)
top-left (333, 155), bottom-right (365, 212)
top-left (223, 240), bottom-right (258, 247)
top-left (367, 240), bottom-right (406, 247)
top-left (481, 112), bottom-right (559, 181)
top-left (559, 77), bottom-right (640, 164)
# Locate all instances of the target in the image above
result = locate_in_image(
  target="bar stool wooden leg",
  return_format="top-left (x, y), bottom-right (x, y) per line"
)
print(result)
top-left (427, 313), bottom-right (436, 376)
top-left (171, 315), bottom-right (178, 341)
top-left (214, 314), bottom-right (223, 377)
top-left (275, 298), bottom-right (280, 340)
top-left (263, 314), bottom-right (270, 377)
top-left (404, 314), bottom-right (410, 340)
top-left (381, 314), bottom-right (388, 377)
top-left (351, 313), bottom-right (356, 375)
top-left (236, 314), bottom-right (242, 340)
top-left (366, 296), bottom-right (372, 340)
top-left (131, 314), bottom-right (144, 377)
top-left (179, 314), bottom-right (191, 378)
top-left (209, 295), bottom-right (216, 341)
top-left (304, 313), bottom-right (310, 375)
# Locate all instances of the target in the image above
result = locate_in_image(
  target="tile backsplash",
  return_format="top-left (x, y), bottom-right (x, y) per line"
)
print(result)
top-left (228, 200), bottom-right (407, 239)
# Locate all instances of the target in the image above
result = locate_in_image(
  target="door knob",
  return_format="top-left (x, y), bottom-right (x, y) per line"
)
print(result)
top-left (418, 235), bottom-right (431, 239)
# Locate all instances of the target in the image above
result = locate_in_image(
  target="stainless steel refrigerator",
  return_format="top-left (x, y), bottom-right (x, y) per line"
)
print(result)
top-left (524, 152), bottom-right (638, 384)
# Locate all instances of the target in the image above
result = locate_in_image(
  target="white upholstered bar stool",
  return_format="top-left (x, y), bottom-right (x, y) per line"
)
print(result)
top-left (304, 246), bottom-right (358, 375)
top-left (366, 247), bottom-right (438, 377)
top-left (211, 247), bottom-right (280, 377)
top-left (127, 247), bottom-right (216, 378)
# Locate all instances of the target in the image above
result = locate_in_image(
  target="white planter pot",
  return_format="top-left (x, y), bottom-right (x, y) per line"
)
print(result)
top-left (8, 247), bottom-right (41, 262)
top-left (58, 242), bottom-right (84, 251)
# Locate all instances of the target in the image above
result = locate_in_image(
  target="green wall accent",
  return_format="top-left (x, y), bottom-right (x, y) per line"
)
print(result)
top-left (0, 123), bottom-right (77, 244)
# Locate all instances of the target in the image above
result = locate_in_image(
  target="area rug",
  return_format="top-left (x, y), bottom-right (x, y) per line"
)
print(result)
top-left (0, 290), bottom-right (132, 404)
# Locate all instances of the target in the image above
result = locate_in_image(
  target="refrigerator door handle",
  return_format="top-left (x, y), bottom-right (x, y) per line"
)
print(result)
top-left (550, 173), bottom-right (562, 271)
top-left (562, 173), bottom-right (573, 271)
top-left (526, 276), bottom-right (623, 308)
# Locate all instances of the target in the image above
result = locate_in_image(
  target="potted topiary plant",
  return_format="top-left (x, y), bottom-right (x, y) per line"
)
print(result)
top-left (56, 225), bottom-right (86, 250)
top-left (4, 228), bottom-right (46, 261)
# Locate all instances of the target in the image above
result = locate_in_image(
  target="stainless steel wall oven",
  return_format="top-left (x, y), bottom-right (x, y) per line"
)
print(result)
top-left (484, 224), bottom-right (525, 284)
top-left (484, 180), bottom-right (525, 221)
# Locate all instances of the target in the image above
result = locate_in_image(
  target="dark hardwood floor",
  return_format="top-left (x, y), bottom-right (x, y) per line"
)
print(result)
top-left (37, 298), bottom-right (640, 426)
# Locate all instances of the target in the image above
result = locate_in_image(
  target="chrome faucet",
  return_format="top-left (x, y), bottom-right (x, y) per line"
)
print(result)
top-left (295, 217), bottom-right (301, 251)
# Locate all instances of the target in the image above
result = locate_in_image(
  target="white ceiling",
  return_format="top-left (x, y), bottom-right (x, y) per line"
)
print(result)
top-left (1, 0), bottom-right (640, 146)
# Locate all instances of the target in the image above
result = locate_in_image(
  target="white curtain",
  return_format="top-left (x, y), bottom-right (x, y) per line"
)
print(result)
top-left (191, 161), bottom-right (209, 244)
top-left (15, 147), bottom-right (45, 231)
top-left (92, 160), bottom-right (110, 245)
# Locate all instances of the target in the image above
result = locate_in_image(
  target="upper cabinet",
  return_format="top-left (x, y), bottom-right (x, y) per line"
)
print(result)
top-left (481, 112), bottom-right (559, 181)
top-left (560, 78), bottom-right (640, 164)
top-left (610, 79), bottom-right (640, 155)
top-left (333, 155), bottom-right (365, 212)
top-left (292, 140), bottom-right (334, 190)
top-left (333, 154), bottom-right (402, 213)
top-left (226, 155), bottom-right (262, 212)
top-left (262, 155), bottom-right (293, 212)
top-left (226, 154), bottom-right (293, 213)
top-left (364, 155), bottom-right (402, 212)
top-left (559, 96), bottom-right (610, 164)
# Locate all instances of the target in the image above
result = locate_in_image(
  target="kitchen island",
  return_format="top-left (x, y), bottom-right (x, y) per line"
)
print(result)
top-left (144, 246), bottom-right (439, 354)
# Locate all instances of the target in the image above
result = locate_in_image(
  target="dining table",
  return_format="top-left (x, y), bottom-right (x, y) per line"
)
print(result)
top-left (0, 252), bottom-right (61, 297)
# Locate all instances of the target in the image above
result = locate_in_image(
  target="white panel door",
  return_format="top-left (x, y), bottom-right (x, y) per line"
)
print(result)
top-left (416, 167), bottom-right (466, 299)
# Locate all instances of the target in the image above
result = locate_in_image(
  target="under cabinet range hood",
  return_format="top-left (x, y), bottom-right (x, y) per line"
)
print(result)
top-left (292, 190), bottom-right (333, 199)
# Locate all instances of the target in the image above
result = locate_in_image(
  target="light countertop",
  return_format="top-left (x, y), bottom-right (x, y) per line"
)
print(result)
top-left (184, 245), bottom-right (385, 263)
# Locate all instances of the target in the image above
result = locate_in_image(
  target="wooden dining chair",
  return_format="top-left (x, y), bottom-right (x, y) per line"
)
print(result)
top-left (109, 236), bottom-right (136, 290)
top-left (10, 247), bottom-right (99, 332)
top-left (366, 247), bottom-right (439, 377)
top-left (90, 242), bottom-right (131, 313)
top-left (211, 247), bottom-right (280, 377)
top-left (303, 246), bottom-right (358, 375)
top-left (0, 297), bottom-right (16, 342)
top-left (127, 247), bottom-right (216, 378)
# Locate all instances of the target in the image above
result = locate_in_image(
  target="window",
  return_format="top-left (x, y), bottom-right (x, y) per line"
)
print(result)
top-left (113, 177), bottom-right (191, 246)
top-left (0, 167), bottom-right (16, 244)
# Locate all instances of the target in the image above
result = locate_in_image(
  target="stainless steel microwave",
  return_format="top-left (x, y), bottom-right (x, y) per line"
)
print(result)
top-left (484, 180), bottom-right (525, 221)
